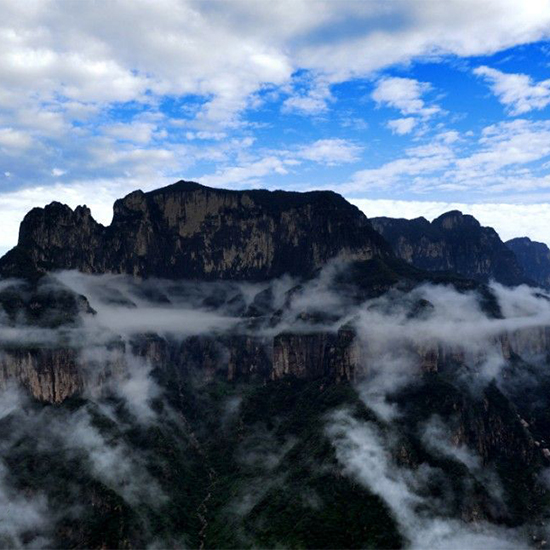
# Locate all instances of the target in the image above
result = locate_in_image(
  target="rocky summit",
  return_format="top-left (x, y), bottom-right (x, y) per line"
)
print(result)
top-left (2, 182), bottom-right (550, 549)
top-left (372, 210), bottom-right (529, 286)
top-left (506, 236), bottom-right (550, 289)
top-left (0, 180), bottom-right (390, 281)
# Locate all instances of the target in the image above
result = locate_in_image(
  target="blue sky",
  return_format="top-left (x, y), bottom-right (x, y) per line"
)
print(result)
top-left (2, 0), bottom-right (550, 254)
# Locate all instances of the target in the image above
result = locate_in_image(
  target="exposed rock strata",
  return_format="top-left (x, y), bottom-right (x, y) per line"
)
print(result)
top-left (5, 321), bottom-right (550, 403)
top-left (0, 326), bottom-right (364, 403)
top-left (0, 181), bottom-right (391, 281)
top-left (0, 345), bottom-right (126, 402)
top-left (272, 327), bottom-right (360, 381)
top-left (413, 325), bottom-right (550, 374)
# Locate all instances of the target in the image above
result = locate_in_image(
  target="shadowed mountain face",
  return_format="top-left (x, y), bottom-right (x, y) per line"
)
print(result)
top-left (371, 210), bottom-right (528, 286)
top-left (0, 181), bottom-right (390, 281)
top-left (506, 237), bottom-right (550, 289)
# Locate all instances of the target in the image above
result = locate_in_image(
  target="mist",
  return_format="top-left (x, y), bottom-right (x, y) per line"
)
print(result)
top-left (2, 263), bottom-right (550, 546)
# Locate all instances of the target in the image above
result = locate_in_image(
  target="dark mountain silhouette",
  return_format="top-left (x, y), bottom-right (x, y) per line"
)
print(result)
top-left (371, 210), bottom-right (529, 286)
top-left (0, 180), bottom-right (391, 281)
top-left (506, 236), bottom-right (550, 288)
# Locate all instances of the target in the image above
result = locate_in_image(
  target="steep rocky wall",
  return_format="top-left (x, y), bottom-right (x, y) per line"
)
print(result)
top-left (0, 348), bottom-right (83, 403)
top-left (0, 327), bottom-right (362, 403)
top-left (272, 327), bottom-right (360, 381)
top-left (3, 318), bottom-right (549, 405)
top-left (0, 344), bottom-right (127, 403)
top-left (413, 325), bottom-right (550, 374)
top-left (1, 181), bottom-right (391, 281)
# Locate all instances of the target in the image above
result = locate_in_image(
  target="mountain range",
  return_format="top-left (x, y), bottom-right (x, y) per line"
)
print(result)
top-left (2, 181), bottom-right (550, 548)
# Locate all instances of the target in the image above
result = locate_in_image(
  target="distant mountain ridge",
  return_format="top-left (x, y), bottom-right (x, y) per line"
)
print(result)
top-left (371, 210), bottom-right (530, 286)
top-left (506, 237), bottom-right (550, 289)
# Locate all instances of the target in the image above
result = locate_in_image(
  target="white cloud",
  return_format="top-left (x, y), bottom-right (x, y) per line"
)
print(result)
top-left (437, 130), bottom-right (460, 144)
top-left (282, 79), bottom-right (333, 114)
top-left (0, 0), bottom-right (548, 132)
top-left (474, 65), bottom-right (550, 115)
top-left (104, 122), bottom-right (157, 144)
top-left (185, 131), bottom-right (227, 141)
top-left (387, 117), bottom-right (417, 135)
top-left (372, 77), bottom-right (440, 117)
top-left (0, 127), bottom-right (32, 149)
top-left (456, 119), bottom-right (550, 172)
top-left (346, 120), bottom-right (550, 196)
top-left (348, 142), bottom-right (455, 191)
top-left (200, 138), bottom-right (361, 187)
top-left (296, 139), bottom-right (361, 165)
top-left (201, 156), bottom-right (292, 188)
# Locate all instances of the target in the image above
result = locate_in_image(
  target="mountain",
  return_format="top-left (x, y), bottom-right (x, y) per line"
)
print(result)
top-left (506, 237), bottom-right (550, 288)
top-left (0, 180), bottom-right (390, 281)
top-left (371, 210), bottom-right (528, 286)
top-left (2, 182), bottom-right (550, 548)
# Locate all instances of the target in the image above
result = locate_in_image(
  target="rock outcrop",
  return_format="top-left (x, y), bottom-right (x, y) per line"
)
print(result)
top-left (0, 348), bottom-right (83, 403)
top-left (372, 211), bottom-right (528, 286)
top-left (8, 320), bottom-right (550, 404)
top-left (506, 237), bottom-right (550, 289)
top-left (0, 181), bottom-right (391, 281)
top-left (0, 329), bottom-right (362, 403)
top-left (272, 327), bottom-right (360, 382)
top-left (0, 344), bottom-right (129, 403)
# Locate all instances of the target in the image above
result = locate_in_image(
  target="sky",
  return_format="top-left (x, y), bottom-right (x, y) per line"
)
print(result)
top-left (1, 0), bottom-right (550, 255)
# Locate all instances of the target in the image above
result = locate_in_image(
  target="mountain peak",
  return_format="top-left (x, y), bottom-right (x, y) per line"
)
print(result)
top-left (433, 210), bottom-right (480, 230)
top-left (143, 179), bottom-right (208, 197)
top-left (372, 211), bottom-right (527, 286)
top-left (1, 180), bottom-right (391, 281)
top-left (506, 237), bottom-right (550, 288)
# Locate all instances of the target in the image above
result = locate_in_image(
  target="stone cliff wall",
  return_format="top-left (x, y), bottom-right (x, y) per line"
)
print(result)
top-left (1, 181), bottom-right (391, 281)
top-left (0, 326), bottom-right (363, 403)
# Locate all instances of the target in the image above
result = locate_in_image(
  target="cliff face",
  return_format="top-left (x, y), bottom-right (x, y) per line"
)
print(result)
top-left (0, 331), bottom-right (361, 404)
top-left (272, 327), bottom-right (360, 382)
top-left (1, 181), bottom-right (391, 281)
top-left (0, 348), bottom-right (83, 403)
top-left (414, 326), bottom-right (550, 374)
top-left (371, 211), bottom-right (528, 286)
top-left (7, 320), bottom-right (550, 405)
top-left (506, 237), bottom-right (550, 289)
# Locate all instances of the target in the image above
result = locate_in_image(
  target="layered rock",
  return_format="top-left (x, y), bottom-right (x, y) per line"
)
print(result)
top-left (413, 325), bottom-right (550, 374)
top-left (1, 181), bottom-right (391, 281)
top-left (372, 211), bottom-right (528, 286)
top-left (272, 326), bottom-right (360, 382)
top-left (0, 345), bottom-right (128, 403)
top-left (0, 327), bottom-right (362, 403)
top-left (0, 348), bottom-right (83, 403)
top-left (506, 237), bottom-right (550, 289)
